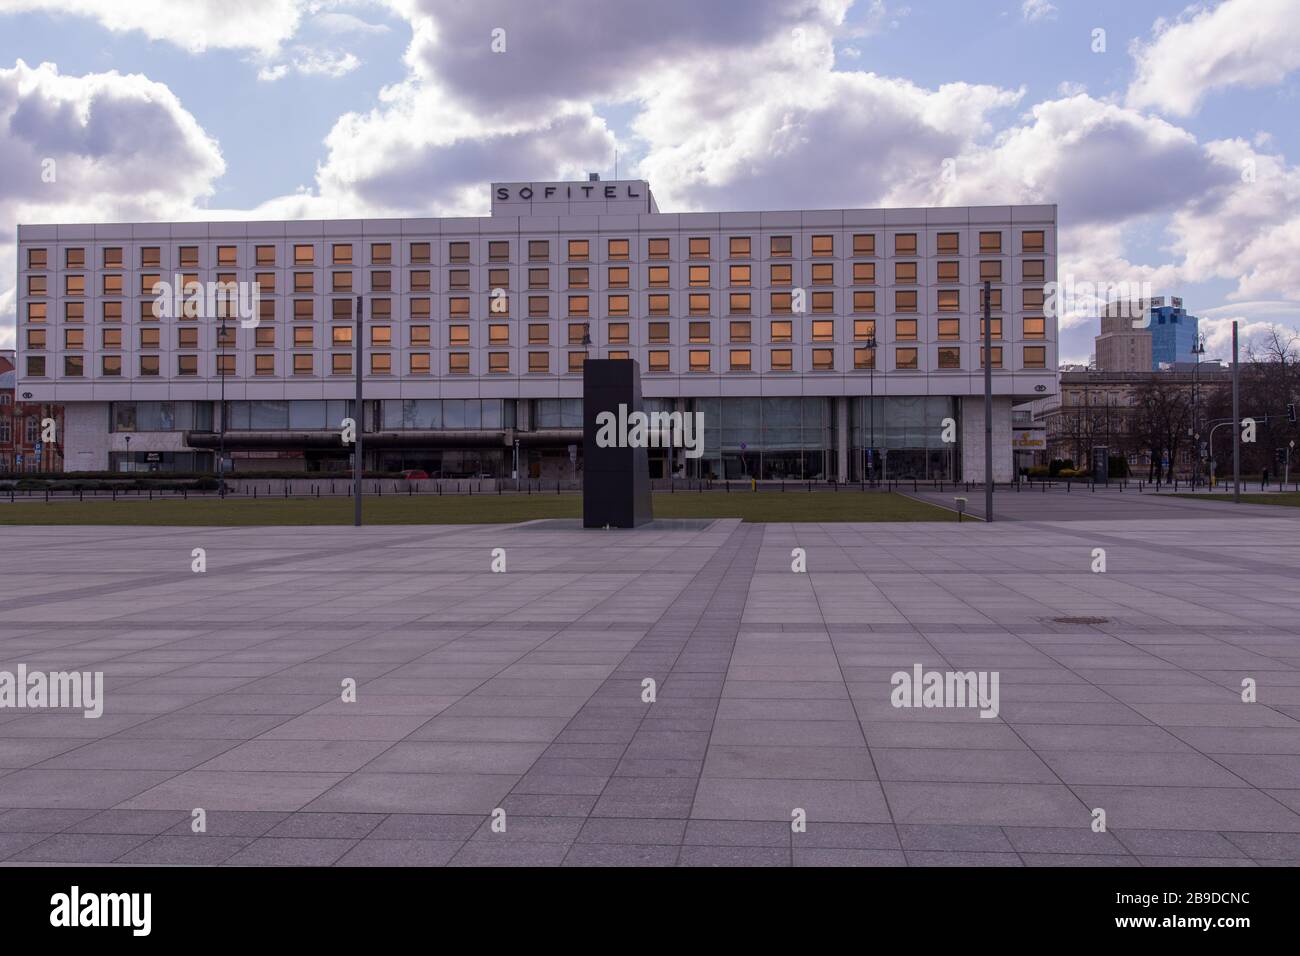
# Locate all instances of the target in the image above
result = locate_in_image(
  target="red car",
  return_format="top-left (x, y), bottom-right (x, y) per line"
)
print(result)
top-left (399, 469), bottom-right (429, 480)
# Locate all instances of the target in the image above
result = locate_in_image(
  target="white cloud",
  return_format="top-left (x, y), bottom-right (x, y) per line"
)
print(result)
top-left (1021, 0), bottom-right (1056, 22)
top-left (0, 60), bottom-right (225, 344)
top-left (0, 0), bottom-right (308, 55)
top-left (1126, 0), bottom-right (1300, 116)
top-left (313, 11), bottom-right (389, 35)
top-left (258, 48), bottom-right (360, 81)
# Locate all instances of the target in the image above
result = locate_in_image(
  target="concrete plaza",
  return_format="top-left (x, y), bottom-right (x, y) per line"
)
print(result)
top-left (1, 497), bottom-right (1298, 866)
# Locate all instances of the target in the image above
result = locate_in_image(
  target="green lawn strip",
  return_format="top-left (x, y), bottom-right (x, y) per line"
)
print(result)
top-left (0, 491), bottom-right (949, 525)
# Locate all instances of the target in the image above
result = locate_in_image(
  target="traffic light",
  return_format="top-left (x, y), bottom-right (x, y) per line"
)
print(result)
top-left (1288, 403), bottom-right (1297, 425)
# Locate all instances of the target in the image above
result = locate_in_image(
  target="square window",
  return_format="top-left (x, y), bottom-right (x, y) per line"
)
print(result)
top-left (294, 354), bottom-right (314, 375)
top-left (371, 354), bottom-right (392, 374)
top-left (448, 241), bottom-right (470, 263)
top-left (979, 231), bottom-right (1002, 253)
top-left (853, 319), bottom-right (876, 342)
top-left (648, 322), bottom-right (670, 344)
top-left (449, 352), bottom-right (470, 374)
top-left (332, 353), bottom-right (352, 374)
top-left (648, 350), bottom-right (670, 372)
top-left (981, 347), bottom-right (1003, 368)
top-left (937, 318), bottom-right (961, 340)
top-left (894, 290), bottom-right (917, 312)
top-left (853, 346), bottom-right (875, 369)
top-left (689, 237), bottom-right (710, 259)
top-left (410, 353), bottom-right (431, 374)
top-left (647, 238), bottom-right (670, 259)
top-left (770, 235), bottom-right (792, 257)
top-left (1023, 346), bottom-right (1047, 368)
top-left (936, 232), bottom-right (959, 254)
top-left (332, 244), bottom-right (352, 264)
top-left (608, 322), bottom-right (630, 344)
top-left (729, 320), bottom-right (751, 343)
top-left (410, 242), bottom-right (431, 263)
top-left (101, 355), bottom-right (122, 376)
top-left (528, 351), bottom-right (550, 373)
top-left (895, 347), bottom-right (918, 370)
top-left (852, 234), bottom-right (875, 256)
top-left (811, 234), bottom-right (834, 257)
top-left (770, 348), bottom-right (793, 371)
top-left (812, 348), bottom-right (834, 370)
top-left (688, 350), bottom-right (711, 372)
top-left (488, 351), bottom-right (510, 373)
top-left (528, 239), bottom-right (550, 261)
top-left (729, 236), bottom-right (751, 258)
top-left (894, 233), bottom-right (917, 256)
top-left (1022, 230), bottom-right (1045, 253)
top-left (895, 318), bottom-right (918, 340)
top-left (607, 238), bottom-right (629, 260)
top-left (729, 349), bottom-right (751, 371)
top-left (487, 240), bottom-right (509, 262)
top-left (255, 354), bottom-right (275, 375)
top-left (937, 347), bottom-right (961, 369)
top-left (770, 320), bottom-right (793, 343)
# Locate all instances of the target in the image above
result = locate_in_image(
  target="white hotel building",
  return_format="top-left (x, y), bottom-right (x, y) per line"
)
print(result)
top-left (14, 179), bottom-right (1057, 481)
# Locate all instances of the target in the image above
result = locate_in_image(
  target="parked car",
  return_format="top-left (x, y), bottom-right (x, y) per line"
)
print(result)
top-left (398, 469), bottom-right (429, 480)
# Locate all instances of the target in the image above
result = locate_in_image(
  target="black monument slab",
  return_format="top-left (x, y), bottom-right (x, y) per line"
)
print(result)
top-left (583, 359), bottom-right (654, 528)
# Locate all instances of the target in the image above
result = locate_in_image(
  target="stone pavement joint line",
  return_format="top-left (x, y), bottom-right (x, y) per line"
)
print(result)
top-left (0, 515), bottom-right (1297, 867)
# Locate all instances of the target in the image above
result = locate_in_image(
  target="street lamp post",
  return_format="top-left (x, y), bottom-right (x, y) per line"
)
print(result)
top-left (218, 313), bottom-right (227, 497)
top-left (983, 280), bottom-right (993, 522)
top-left (867, 333), bottom-right (877, 483)
top-left (1191, 333), bottom-right (1205, 485)
top-left (354, 294), bottom-right (364, 527)
top-left (1232, 321), bottom-right (1240, 503)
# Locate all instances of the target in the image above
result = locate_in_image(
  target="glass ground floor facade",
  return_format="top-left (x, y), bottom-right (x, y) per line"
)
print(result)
top-left (100, 395), bottom-right (965, 480)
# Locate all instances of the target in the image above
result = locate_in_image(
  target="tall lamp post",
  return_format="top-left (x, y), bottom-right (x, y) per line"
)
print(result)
top-left (354, 294), bottom-right (364, 527)
top-left (218, 313), bottom-right (227, 496)
top-left (1232, 320), bottom-right (1240, 503)
top-left (866, 333), bottom-right (877, 483)
top-left (1191, 333), bottom-right (1205, 485)
top-left (982, 280), bottom-right (993, 522)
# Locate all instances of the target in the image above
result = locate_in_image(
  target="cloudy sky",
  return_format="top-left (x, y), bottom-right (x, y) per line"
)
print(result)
top-left (1, 0), bottom-right (1298, 364)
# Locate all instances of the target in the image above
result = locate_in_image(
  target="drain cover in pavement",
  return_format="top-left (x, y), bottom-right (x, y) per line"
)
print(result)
top-left (1050, 616), bottom-right (1110, 625)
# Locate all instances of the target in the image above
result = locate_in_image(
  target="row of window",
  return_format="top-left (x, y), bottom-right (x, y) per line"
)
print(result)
top-left (24, 230), bottom-right (1049, 271)
top-left (27, 262), bottom-right (1046, 298)
top-left (25, 318), bottom-right (1049, 351)
top-left (25, 346), bottom-right (1049, 378)
top-left (25, 288), bottom-right (1050, 323)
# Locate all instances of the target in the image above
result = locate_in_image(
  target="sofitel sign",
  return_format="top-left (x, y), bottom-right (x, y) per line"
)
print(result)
top-left (495, 183), bottom-right (644, 202)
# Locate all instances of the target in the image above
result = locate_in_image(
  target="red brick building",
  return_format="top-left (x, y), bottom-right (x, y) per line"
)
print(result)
top-left (0, 350), bottom-right (64, 473)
